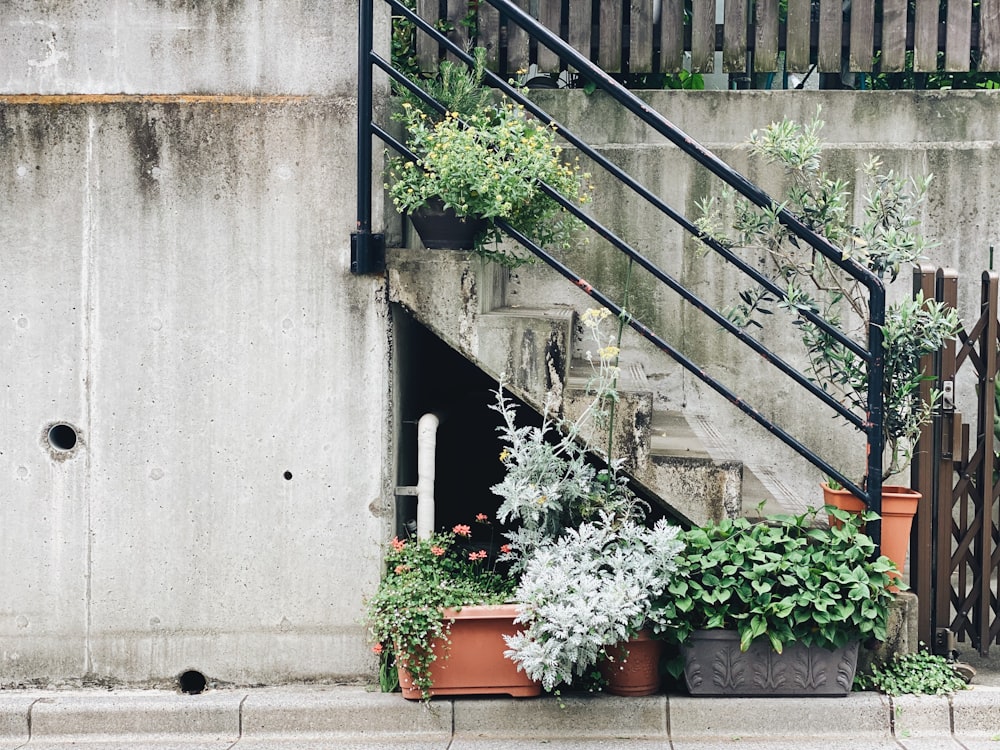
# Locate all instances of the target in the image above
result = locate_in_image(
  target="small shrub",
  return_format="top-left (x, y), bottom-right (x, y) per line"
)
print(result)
top-left (856, 650), bottom-right (968, 695)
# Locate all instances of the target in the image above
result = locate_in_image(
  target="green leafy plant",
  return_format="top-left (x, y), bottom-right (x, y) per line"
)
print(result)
top-left (657, 506), bottom-right (897, 665)
top-left (855, 649), bottom-right (969, 695)
top-left (697, 116), bottom-right (961, 481)
top-left (365, 517), bottom-right (515, 700)
top-left (504, 512), bottom-right (683, 691)
top-left (386, 50), bottom-right (591, 267)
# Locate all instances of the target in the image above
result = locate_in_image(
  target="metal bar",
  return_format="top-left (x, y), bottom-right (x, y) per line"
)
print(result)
top-left (865, 279), bottom-right (886, 546)
top-left (936, 268), bottom-right (960, 645)
top-left (353, 0), bottom-right (376, 274)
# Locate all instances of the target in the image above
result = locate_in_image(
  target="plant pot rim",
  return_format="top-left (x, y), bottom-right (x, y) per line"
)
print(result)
top-left (442, 603), bottom-right (523, 619)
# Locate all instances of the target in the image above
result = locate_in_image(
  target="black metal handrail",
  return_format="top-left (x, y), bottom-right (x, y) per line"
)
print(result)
top-left (355, 0), bottom-right (887, 540)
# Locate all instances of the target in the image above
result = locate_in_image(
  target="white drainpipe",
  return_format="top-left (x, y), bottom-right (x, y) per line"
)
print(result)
top-left (416, 412), bottom-right (441, 539)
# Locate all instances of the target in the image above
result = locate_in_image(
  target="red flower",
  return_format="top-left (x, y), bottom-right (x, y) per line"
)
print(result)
top-left (394, 564), bottom-right (408, 574)
top-left (468, 550), bottom-right (488, 561)
top-left (372, 643), bottom-right (384, 654)
top-left (391, 537), bottom-right (406, 552)
top-left (475, 513), bottom-right (489, 522)
top-left (452, 524), bottom-right (471, 537)
top-left (430, 545), bottom-right (445, 556)
top-left (500, 544), bottom-right (512, 554)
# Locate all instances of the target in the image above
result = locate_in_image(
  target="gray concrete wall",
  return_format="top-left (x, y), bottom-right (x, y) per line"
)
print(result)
top-left (1, 1), bottom-right (392, 686)
top-left (510, 90), bottom-right (1000, 506)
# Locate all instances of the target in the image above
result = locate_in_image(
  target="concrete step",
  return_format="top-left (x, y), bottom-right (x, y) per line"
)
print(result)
top-left (3, 685), bottom-right (999, 748)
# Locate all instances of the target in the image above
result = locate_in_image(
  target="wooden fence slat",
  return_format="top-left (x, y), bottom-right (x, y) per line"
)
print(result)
top-left (629, 0), bottom-right (654, 73)
top-left (659, 0), bottom-right (685, 72)
top-left (754, 0), bottom-right (779, 72)
top-left (880, 0), bottom-right (908, 72)
top-left (945, 0), bottom-right (973, 72)
top-left (537, 0), bottom-right (562, 71)
top-left (691, 0), bottom-right (716, 73)
top-left (722, 0), bottom-right (748, 73)
top-left (913, 0), bottom-right (939, 72)
top-left (506, 0), bottom-right (531, 73)
top-left (599, 0), bottom-right (623, 72)
top-left (446, 0), bottom-right (472, 65)
top-left (477, 1), bottom-right (502, 70)
top-left (817, 0), bottom-right (843, 72)
top-left (416, 0), bottom-right (440, 72)
top-left (849, 0), bottom-right (875, 71)
top-left (981, 0), bottom-right (1000, 71)
top-left (785, 0), bottom-right (812, 72)
top-left (568, 0), bottom-right (593, 68)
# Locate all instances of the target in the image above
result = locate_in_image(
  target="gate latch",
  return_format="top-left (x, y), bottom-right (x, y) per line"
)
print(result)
top-left (941, 380), bottom-right (955, 411)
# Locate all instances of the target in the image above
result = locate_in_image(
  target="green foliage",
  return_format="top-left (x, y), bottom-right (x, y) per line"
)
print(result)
top-left (697, 116), bottom-right (961, 481)
top-left (657, 507), bottom-right (897, 672)
top-left (365, 521), bottom-right (515, 700)
top-left (386, 52), bottom-right (591, 268)
top-left (855, 649), bottom-right (968, 695)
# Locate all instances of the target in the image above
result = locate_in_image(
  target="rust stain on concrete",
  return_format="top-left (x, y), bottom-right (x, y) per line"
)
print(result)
top-left (0, 94), bottom-right (311, 105)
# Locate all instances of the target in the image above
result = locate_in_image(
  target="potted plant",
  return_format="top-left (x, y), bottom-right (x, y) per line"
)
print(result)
top-left (386, 48), bottom-right (591, 267)
top-left (696, 116), bottom-right (960, 574)
top-left (503, 511), bottom-right (683, 695)
top-left (658, 506), bottom-right (897, 696)
top-left (364, 518), bottom-right (539, 700)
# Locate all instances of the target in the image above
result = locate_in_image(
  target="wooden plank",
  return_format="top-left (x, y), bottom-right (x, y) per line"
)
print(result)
top-left (599, 0), bottom-right (623, 71)
top-left (416, 0), bottom-right (441, 72)
top-left (848, 0), bottom-right (875, 71)
top-left (880, 0), bottom-right (908, 73)
top-left (981, 0), bottom-right (1000, 71)
top-left (913, 0), bottom-right (939, 72)
top-left (536, 0), bottom-right (562, 71)
top-left (568, 0), bottom-right (593, 68)
top-left (785, 0), bottom-right (812, 72)
top-left (506, 0), bottom-right (531, 73)
top-left (817, 0), bottom-right (843, 72)
top-left (945, 0), bottom-right (972, 72)
top-left (754, 0), bottom-right (779, 72)
top-left (478, 1), bottom-right (502, 70)
top-left (629, 0), bottom-right (653, 73)
top-left (659, 0), bottom-right (684, 72)
top-left (723, 0), bottom-right (748, 73)
top-left (445, 0), bottom-right (472, 65)
top-left (690, 0), bottom-right (715, 73)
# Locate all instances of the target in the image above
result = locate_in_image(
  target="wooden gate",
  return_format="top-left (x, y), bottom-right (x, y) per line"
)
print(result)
top-left (911, 266), bottom-right (1000, 656)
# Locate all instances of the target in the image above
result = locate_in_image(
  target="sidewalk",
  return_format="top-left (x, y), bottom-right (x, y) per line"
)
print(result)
top-left (2, 684), bottom-right (1000, 750)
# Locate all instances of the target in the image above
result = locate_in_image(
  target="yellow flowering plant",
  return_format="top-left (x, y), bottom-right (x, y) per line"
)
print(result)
top-left (387, 63), bottom-right (591, 267)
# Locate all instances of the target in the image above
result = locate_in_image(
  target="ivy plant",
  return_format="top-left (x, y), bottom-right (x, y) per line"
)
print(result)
top-left (855, 650), bottom-right (969, 695)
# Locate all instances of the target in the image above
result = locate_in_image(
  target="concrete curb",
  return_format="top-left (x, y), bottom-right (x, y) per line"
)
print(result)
top-left (0, 686), bottom-right (998, 748)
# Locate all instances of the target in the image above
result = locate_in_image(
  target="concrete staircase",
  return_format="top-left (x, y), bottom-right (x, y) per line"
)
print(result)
top-left (387, 247), bottom-right (745, 526)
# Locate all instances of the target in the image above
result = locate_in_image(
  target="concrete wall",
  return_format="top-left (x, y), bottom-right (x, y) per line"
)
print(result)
top-left (1, 1), bottom-right (392, 686)
top-left (509, 90), bottom-right (1000, 505)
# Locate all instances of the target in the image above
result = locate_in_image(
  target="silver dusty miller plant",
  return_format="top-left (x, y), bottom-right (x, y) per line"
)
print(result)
top-left (503, 513), bottom-right (683, 691)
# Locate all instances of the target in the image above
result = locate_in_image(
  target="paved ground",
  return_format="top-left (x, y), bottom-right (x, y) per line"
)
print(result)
top-left (2, 680), bottom-right (999, 750)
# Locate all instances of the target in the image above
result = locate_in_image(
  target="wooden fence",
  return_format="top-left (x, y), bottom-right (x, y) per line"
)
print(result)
top-left (413, 0), bottom-right (1000, 75)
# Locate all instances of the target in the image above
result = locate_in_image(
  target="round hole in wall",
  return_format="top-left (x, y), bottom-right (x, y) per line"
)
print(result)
top-left (48, 423), bottom-right (78, 451)
top-left (178, 670), bottom-right (207, 695)
top-left (283, 471), bottom-right (293, 481)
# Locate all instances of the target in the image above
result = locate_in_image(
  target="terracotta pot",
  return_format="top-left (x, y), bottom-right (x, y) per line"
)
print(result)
top-left (409, 198), bottom-right (488, 250)
top-left (598, 629), bottom-right (663, 696)
top-left (821, 482), bottom-right (919, 585)
top-left (396, 603), bottom-right (541, 700)
top-left (681, 629), bottom-right (859, 697)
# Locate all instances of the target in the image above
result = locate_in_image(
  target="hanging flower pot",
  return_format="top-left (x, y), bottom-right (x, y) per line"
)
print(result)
top-left (822, 482), bottom-right (919, 586)
top-left (408, 198), bottom-right (488, 250)
top-left (599, 629), bottom-right (663, 696)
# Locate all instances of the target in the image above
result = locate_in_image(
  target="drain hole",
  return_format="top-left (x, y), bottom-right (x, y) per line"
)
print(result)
top-left (283, 471), bottom-right (293, 480)
top-left (48, 424), bottom-right (78, 451)
top-left (178, 670), bottom-right (207, 695)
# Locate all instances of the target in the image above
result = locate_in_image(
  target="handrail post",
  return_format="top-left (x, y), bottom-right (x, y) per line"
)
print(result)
top-left (352, 0), bottom-right (384, 274)
top-left (866, 281), bottom-right (886, 551)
